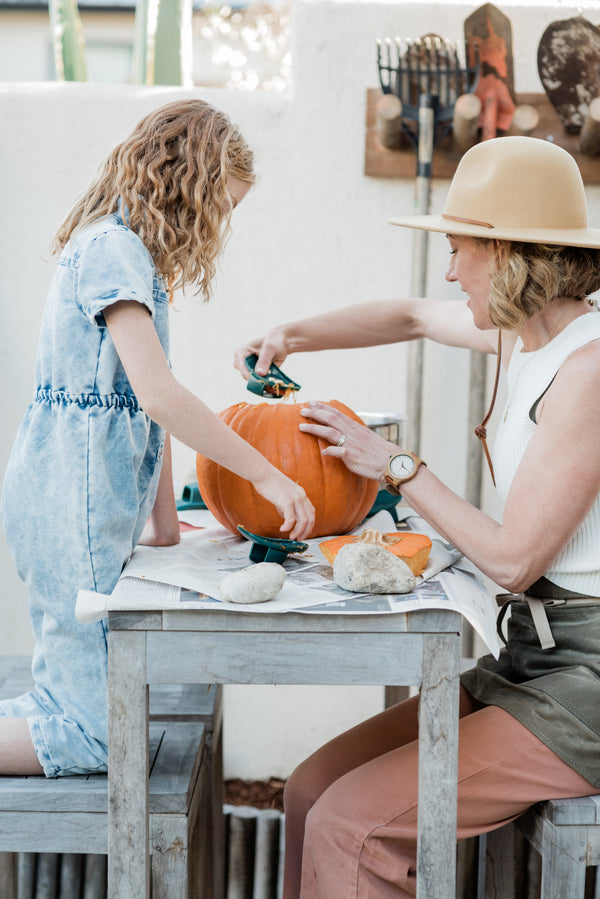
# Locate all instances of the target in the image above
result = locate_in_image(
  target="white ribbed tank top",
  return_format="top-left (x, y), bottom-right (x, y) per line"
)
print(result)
top-left (493, 311), bottom-right (600, 596)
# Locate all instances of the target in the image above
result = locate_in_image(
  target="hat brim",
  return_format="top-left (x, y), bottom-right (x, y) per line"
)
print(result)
top-left (388, 214), bottom-right (600, 249)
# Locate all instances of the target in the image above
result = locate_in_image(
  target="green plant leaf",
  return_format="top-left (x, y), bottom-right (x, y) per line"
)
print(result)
top-left (49, 0), bottom-right (87, 81)
top-left (132, 0), bottom-right (193, 86)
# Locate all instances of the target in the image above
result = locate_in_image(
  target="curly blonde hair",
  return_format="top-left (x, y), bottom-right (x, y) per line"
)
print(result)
top-left (485, 240), bottom-right (600, 330)
top-left (52, 99), bottom-right (255, 301)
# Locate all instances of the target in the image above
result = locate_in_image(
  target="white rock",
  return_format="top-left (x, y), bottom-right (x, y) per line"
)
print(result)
top-left (333, 543), bottom-right (416, 594)
top-left (219, 563), bottom-right (287, 604)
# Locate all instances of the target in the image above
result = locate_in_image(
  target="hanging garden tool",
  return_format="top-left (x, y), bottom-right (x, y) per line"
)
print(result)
top-left (376, 34), bottom-right (479, 156)
top-left (538, 16), bottom-right (600, 142)
top-left (464, 3), bottom-right (516, 142)
top-left (376, 33), bottom-right (478, 452)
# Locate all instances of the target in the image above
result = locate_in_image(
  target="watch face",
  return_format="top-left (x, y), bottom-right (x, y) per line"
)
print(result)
top-left (389, 453), bottom-right (416, 479)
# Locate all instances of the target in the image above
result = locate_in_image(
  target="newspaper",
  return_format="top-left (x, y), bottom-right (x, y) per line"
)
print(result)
top-left (75, 507), bottom-right (500, 657)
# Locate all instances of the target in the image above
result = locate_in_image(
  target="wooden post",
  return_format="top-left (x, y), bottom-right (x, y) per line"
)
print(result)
top-left (453, 93), bottom-right (481, 152)
top-left (375, 93), bottom-right (406, 150)
top-left (509, 103), bottom-right (540, 136)
top-left (416, 632), bottom-right (460, 898)
top-left (579, 97), bottom-right (600, 157)
top-left (108, 629), bottom-right (150, 898)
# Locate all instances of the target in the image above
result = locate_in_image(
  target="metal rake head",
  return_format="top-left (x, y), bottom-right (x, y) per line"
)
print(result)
top-left (377, 34), bottom-right (479, 124)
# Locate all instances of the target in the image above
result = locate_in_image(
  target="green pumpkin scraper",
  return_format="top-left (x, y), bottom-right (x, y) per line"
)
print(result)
top-left (244, 354), bottom-right (301, 398)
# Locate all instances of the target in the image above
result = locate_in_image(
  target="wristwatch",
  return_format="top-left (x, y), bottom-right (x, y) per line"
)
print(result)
top-left (384, 451), bottom-right (426, 495)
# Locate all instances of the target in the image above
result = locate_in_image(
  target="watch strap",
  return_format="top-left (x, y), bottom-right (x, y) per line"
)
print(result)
top-left (384, 452), bottom-right (426, 494)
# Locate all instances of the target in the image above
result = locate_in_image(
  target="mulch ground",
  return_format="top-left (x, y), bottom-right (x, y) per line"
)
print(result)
top-left (224, 777), bottom-right (286, 811)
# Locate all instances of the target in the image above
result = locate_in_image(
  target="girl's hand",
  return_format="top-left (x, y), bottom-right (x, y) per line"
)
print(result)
top-left (298, 401), bottom-right (399, 483)
top-left (233, 328), bottom-right (289, 380)
top-left (252, 470), bottom-right (315, 541)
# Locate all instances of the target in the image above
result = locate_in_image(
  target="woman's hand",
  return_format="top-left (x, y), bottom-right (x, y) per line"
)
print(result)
top-left (298, 401), bottom-right (399, 483)
top-left (252, 470), bottom-right (315, 541)
top-left (233, 328), bottom-right (289, 380)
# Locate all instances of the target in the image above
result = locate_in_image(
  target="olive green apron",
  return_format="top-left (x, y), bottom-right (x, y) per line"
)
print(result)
top-left (461, 579), bottom-right (600, 787)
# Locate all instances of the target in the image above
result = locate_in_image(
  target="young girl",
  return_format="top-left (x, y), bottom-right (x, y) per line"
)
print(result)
top-left (0, 99), bottom-right (314, 778)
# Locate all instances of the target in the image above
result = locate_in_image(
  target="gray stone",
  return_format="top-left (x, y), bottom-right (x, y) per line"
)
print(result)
top-left (333, 543), bottom-right (416, 594)
top-left (219, 563), bottom-right (287, 604)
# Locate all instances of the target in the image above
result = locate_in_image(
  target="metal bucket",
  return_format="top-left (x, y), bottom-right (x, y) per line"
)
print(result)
top-left (357, 411), bottom-right (406, 446)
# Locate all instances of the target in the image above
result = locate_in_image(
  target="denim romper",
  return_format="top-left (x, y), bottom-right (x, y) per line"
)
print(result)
top-left (0, 213), bottom-right (169, 776)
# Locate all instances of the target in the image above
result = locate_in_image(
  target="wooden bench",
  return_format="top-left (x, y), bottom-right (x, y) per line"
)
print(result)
top-left (0, 656), bottom-right (224, 899)
top-left (483, 796), bottom-right (600, 898)
top-left (0, 720), bottom-right (206, 897)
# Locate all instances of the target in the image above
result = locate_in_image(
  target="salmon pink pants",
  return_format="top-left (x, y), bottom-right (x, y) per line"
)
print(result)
top-left (283, 687), bottom-right (597, 898)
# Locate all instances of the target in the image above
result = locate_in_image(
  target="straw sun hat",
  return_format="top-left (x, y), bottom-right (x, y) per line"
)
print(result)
top-left (389, 136), bottom-right (600, 248)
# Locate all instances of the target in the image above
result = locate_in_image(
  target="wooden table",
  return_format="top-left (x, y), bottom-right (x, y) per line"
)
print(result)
top-left (107, 604), bottom-right (462, 898)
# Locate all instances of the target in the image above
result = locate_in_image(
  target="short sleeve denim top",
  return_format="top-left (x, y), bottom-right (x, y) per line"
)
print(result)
top-left (1, 212), bottom-right (170, 597)
top-left (38, 212), bottom-right (170, 403)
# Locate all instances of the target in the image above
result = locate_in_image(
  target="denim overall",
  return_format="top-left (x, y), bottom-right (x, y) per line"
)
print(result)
top-left (0, 213), bottom-right (169, 775)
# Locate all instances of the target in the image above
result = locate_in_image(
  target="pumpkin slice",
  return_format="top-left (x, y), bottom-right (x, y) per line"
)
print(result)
top-left (320, 529), bottom-right (432, 577)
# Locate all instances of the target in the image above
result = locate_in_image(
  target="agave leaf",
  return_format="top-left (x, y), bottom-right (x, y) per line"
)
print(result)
top-left (131, 0), bottom-right (159, 84)
top-left (49, 0), bottom-right (87, 82)
top-left (132, 0), bottom-right (193, 85)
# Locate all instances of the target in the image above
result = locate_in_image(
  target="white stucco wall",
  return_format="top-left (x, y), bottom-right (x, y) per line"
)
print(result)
top-left (1, 0), bottom-right (600, 778)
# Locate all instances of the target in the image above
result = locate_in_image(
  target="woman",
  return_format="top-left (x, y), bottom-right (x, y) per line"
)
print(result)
top-left (234, 136), bottom-right (600, 897)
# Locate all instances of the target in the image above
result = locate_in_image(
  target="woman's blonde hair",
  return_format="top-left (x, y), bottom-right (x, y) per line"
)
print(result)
top-left (486, 240), bottom-right (600, 330)
top-left (52, 99), bottom-right (255, 301)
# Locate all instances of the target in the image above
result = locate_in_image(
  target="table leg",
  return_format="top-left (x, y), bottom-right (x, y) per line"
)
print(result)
top-left (108, 629), bottom-right (150, 898)
top-left (416, 633), bottom-right (460, 899)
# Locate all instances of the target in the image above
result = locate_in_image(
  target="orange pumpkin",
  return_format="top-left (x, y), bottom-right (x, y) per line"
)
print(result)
top-left (320, 529), bottom-right (432, 576)
top-left (196, 400), bottom-right (378, 539)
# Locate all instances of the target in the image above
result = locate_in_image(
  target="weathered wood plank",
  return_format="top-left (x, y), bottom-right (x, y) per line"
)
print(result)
top-left (153, 608), bottom-right (460, 635)
top-left (0, 852), bottom-right (17, 899)
top-left (149, 682), bottom-right (221, 726)
top-left (483, 823), bottom-right (526, 898)
top-left (150, 814), bottom-right (190, 899)
top-left (159, 608), bottom-right (404, 633)
top-left (147, 630), bottom-right (425, 685)
top-left (0, 655), bottom-right (33, 700)
top-left (541, 796), bottom-right (600, 826)
top-left (17, 853), bottom-right (35, 899)
top-left (540, 821), bottom-right (588, 898)
top-left (148, 722), bottom-right (205, 814)
top-left (206, 718), bottom-right (225, 899)
top-left (0, 656), bottom-right (24, 686)
top-left (83, 853), bottom-right (108, 898)
top-left (0, 812), bottom-right (107, 854)
top-left (108, 610), bottom-right (164, 631)
top-left (107, 629), bottom-right (150, 897)
top-left (59, 853), bottom-right (85, 899)
top-left (416, 633), bottom-right (460, 899)
top-left (34, 852), bottom-right (60, 898)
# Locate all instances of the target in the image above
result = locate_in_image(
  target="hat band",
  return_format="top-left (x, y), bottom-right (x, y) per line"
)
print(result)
top-left (442, 213), bottom-right (494, 229)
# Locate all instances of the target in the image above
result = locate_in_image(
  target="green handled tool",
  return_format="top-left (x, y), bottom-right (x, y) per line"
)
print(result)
top-left (237, 525), bottom-right (309, 564)
top-left (244, 354), bottom-right (301, 398)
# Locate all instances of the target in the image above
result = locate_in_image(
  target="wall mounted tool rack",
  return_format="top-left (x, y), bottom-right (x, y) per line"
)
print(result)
top-left (365, 88), bottom-right (600, 184)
